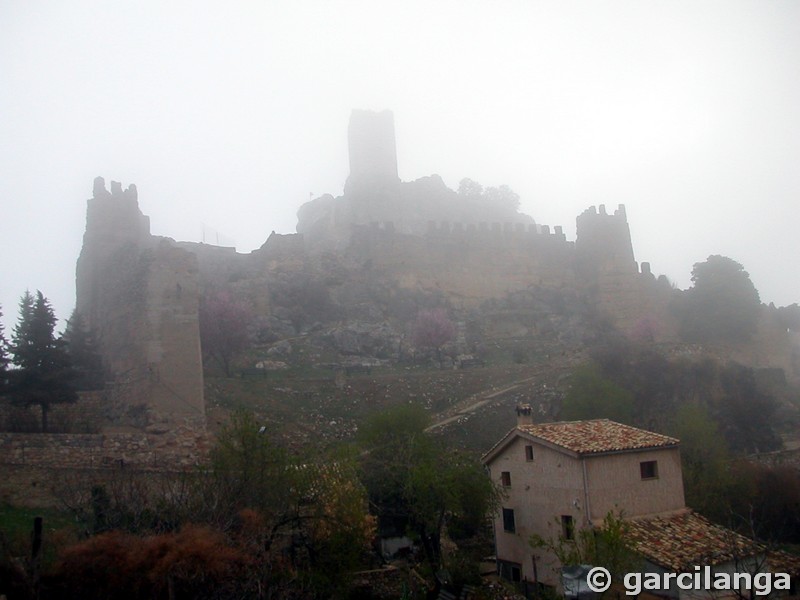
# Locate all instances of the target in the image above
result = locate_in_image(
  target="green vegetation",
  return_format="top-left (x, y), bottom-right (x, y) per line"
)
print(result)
top-left (561, 363), bottom-right (634, 423)
top-left (0, 411), bottom-right (381, 599)
top-left (60, 311), bottom-right (104, 391)
top-left (0, 292), bottom-right (107, 433)
top-left (530, 511), bottom-right (641, 586)
top-left (358, 403), bottom-right (501, 594)
top-left (0, 504), bottom-right (77, 547)
top-left (675, 255), bottom-right (761, 343)
top-left (671, 404), bottom-right (745, 523)
top-left (457, 178), bottom-right (521, 213)
top-left (0, 305), bottom-right (9, 393)
top-left (558, 336), bottom-right (796, 544)
top-left (580, 338), bottom-right (782, 454)
top-left (0, 502), bottom-right (80, 591)
top-left (7, 291), bottom-right (77, 432)
top-left (0, 406), bottom-right (499, 598)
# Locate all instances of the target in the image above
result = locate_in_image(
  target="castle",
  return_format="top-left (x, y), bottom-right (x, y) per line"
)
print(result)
top-left (73, 109), bottom-right (787, 434)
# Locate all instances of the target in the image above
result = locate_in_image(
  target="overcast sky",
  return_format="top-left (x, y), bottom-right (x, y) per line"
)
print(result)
top-left (1, 1), bottom-right (798, 329)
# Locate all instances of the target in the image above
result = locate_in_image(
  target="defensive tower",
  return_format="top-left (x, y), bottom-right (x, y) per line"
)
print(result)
top-left (76, 178), bottom-right (206, 431)
top-left (344, 109), bottom-right (400, 194)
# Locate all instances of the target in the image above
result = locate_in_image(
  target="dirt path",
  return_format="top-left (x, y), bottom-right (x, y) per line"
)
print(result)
top-left (425, 362), bottom-right (569, 432)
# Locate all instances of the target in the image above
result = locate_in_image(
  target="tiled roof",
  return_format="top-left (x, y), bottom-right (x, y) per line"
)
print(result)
top-left (518, 419), bottom-right (679, 455)
top-left (626, 511), bottom-right (762, 571)
top-left (766, 549), bottom-right (800, 577)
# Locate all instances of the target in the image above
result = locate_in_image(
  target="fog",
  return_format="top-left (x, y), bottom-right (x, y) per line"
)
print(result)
top-left (1, 1), bottom-right (799, 326)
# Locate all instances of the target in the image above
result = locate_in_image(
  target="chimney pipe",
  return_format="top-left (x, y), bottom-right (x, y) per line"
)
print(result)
top-left (516, 403), bottom-right (533, 427)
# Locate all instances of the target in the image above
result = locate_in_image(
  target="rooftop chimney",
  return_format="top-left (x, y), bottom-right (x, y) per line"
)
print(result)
top-left (516, 403), bottom-right (533, 427)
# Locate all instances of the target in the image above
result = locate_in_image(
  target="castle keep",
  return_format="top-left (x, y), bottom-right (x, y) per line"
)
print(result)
top-left (345, 108), bottom-right (400, 194)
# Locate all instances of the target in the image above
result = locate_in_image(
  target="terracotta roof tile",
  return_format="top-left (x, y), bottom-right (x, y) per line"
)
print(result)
top-left (766, 549), bottom-right (800, 577)
top-left (518, 419), bottom-right (678, 455)
top-left (626, 511), bottom-right (762, 571)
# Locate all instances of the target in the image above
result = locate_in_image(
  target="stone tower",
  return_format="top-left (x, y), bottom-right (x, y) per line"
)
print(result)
top-left (575, 203), bottom-right (643, 323)
top-left (575, 204), bottom-right (637, 276)
top-left (76, 177), bottom-right (206, 431)
top-left (344, 109), bottom-right (400, 195)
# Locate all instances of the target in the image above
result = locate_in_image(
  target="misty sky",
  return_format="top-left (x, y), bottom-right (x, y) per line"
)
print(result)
top-left (1, 1), bottom-right (798, 328)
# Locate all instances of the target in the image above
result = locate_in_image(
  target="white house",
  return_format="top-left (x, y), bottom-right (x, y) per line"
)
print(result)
top-left (480, 405), bottom-right (795, 597)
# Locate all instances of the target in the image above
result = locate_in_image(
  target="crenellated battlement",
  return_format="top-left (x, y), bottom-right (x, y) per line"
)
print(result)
top-left (424, 220), bottom-right (566, 240)
top-left (354, 220), bottom-right (568, 245)
top-left (84, 176), bottom-right (150, 245)
top-left (578, 203), bottom-right (627, 221)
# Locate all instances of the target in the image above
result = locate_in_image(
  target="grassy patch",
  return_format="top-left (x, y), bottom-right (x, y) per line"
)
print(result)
top-left (0, 503), bottom-right (80, 566)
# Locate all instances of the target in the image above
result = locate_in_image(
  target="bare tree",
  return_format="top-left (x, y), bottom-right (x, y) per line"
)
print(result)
top-left (412, 308), bottom-right (456, 367)
top-left (199, 290), bottom-right (252, 377)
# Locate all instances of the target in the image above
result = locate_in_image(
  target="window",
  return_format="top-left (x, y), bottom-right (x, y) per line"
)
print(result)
top-left (561, 515), bottom-right (575, 540)
top-left (501, 471), bottom-right (512, 487)
top-left (525, 445), bottom-right (534, 461)
top-left (498, 560), bottom-right (522, 582)
top-left (502, 508), bottom-right (516, 533)
top-left (511, 565), bottom-right (521, 582)
top-left (640, 460), bottom-right (658, 480)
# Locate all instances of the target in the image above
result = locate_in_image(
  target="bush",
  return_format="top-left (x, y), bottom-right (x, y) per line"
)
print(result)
top-left (51, 526), bottom-right (253, 600)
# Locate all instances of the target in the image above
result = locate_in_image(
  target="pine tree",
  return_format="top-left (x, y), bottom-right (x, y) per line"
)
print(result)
top-left (10, 291), bottom-right (77, 432)
top-left (12, 291), bottom-right (35, 364)
top-left (0, 304), bottom-right (9, 393)
top-left (62, 310), bottom-right (105, 390)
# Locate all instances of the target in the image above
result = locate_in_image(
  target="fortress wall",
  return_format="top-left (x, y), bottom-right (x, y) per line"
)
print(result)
top-left (143, 241), bottom-right (206, 427)
top-left (256, 231), bottom-right (308, 269)
top-left (80, 241), bottom-right (205, 428)
top-left (348, 222), bottom-right (576, 307)
top-left (175, 241), bottom-right (246, 289)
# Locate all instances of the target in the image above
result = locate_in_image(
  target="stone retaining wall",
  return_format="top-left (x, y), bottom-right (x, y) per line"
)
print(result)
top-left (0, 391), bottom-right (105, 434)
top-left (0, 429), bottom-right (210, 471)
